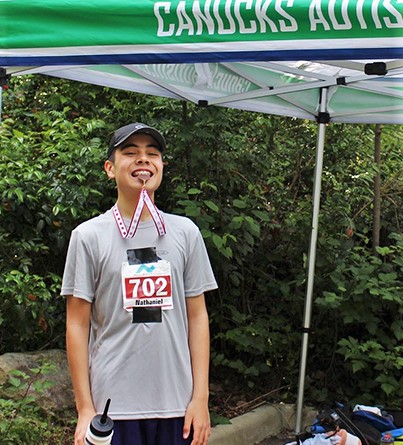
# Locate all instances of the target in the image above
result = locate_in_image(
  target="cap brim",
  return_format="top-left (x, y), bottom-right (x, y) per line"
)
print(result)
top-left (108, 123), bottom-right (166, 158)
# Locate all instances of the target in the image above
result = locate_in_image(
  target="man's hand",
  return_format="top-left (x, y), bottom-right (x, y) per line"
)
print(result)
top-left (183, 398), bottom-right (211, 445)
top-left (74, 408), bottom-right (96, 445)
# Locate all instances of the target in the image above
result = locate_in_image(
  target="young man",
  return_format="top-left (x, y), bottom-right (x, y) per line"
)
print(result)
top-left (62, 123), bottom-right (217, 445)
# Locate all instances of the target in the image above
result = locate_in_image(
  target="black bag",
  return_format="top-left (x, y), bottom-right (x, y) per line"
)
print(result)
top-left (386, 409), bottom-right (403, 428)
top-left (313, 404), bottom-right (381, 445)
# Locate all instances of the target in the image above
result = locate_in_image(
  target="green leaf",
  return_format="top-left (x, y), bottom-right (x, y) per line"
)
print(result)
top-left (185, 206), bottom-right (200, 217)
top-left (210, 413), bottom-right (232, 426)
top-left (14, 188), bottom-right (24, 203)
top-left (232, 199), bottom-right (247, 209)
top-left (8, 377), bottom-right (22, 387)
top-left (351, 360), bottom-right (367, 373)
top-left (252, 210), bottom-right (271, 222)
top-left (200, 229), bottom-right (211, 239)
top-left (12, 129), bottom-right (25, 139)
top-left (212, 234), bottom-right (223, 249)
top-left (378, 272), bottom-right (398, 283)
top-left (204, 200), bottom-right (219, 213)
top-left (187, 188), bottom-right (201, 195)
top-left (380, 382), bottom-right (396, 395)
top-left (245, 217), bottom-right (260, 236)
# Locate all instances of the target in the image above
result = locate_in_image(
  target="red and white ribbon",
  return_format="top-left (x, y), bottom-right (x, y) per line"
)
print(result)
top-left (113, 188), bottom-right (166, 238)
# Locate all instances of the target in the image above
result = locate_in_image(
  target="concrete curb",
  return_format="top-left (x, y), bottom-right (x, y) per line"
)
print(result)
top-left (209, 404), bottom-right (316, 445)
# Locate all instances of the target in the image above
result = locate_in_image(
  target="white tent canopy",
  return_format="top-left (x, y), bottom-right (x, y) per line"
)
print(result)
top-left (9, 59), bottom-right (403, 124)
top-left (1, 0), bottom-right (402, 432)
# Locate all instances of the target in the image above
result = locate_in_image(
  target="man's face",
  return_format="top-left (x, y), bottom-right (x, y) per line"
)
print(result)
top-left (104, 133), bottom-right (164, 198)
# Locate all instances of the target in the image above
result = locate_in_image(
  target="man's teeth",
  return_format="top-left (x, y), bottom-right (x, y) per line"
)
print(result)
top-left (134, 171), bottom-right (151, 177)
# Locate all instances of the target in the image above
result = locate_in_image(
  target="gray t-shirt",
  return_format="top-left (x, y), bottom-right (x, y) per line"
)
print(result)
top-left (61, 208), bottom-right (217, 419)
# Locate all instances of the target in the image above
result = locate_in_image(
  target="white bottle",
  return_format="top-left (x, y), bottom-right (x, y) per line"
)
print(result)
top-left (85, 399), bottom-right (114, 445)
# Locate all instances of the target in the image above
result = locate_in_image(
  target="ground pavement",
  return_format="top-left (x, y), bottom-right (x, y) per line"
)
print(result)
top-left (209, 404), bottom-right (315, 445)
top-left (255, 432), bottom-right (296, 444)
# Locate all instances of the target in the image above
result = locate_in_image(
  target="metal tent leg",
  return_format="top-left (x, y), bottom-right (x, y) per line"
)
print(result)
top-left (295, 87), bottom-right (329, 433)
top-left (0, 86), bottom-right (3, 125)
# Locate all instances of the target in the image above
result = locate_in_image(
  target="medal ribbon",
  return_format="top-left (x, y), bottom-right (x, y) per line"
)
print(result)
top-left (113, 188), bottom-right (166, 238)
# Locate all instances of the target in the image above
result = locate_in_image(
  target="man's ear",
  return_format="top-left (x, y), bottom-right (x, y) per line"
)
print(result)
top-left (104, 160), bottom-right (115, 179)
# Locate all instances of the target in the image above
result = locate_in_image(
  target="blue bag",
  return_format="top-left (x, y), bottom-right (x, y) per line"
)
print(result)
top-left (353, 410), bottom-right (397, 432)
top-left (388, 427), bottom-right (403, 439)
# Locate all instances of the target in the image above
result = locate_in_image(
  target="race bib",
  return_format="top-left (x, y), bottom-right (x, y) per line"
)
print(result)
top-left (121, 260), bottom-right (173, 311)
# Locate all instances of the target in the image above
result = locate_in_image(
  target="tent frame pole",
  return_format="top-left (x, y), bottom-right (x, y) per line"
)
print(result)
top-left (295, 87), bottom-right (329, 433)
top-left (0, 86), bottom-right (2, 125)
top-left (0, 67), bottom-right (7, 125)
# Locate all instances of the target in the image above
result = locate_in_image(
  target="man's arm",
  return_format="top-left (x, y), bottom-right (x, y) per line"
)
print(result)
top-left (183, 293), bottom-right (211, 445)
top-left (66, 295), bottom-right (96, 445)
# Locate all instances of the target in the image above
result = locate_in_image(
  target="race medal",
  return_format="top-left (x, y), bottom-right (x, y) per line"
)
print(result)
top-left (122, 260), bottom-right (173, 311)
top-left (113, 188), bottom-right (166, 239)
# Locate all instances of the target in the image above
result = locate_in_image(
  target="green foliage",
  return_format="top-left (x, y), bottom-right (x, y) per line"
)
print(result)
top-left (0, 363), bottom-right (72, 444)
top-left (0, 271), bottom-right (61, 351)
top-left (0, 103), bottom-right (115, 352)
top-left (1, 76), bottom-right (403, 409)
top-left (210, 412), bottom-right (232, 427)
top-left (315, 232), bottom-right (403, 404)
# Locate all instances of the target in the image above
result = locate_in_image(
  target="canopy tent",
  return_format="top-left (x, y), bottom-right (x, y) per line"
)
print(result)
top-left (2, 1), bottom-right (402, 124)
top-left (1, 0), bottom-right (403, 432)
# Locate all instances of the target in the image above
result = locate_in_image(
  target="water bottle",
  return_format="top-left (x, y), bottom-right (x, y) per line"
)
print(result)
top-left (381, 433), bottom-right (394, 444)
top-left (85, 399), bottom-right (114, 445)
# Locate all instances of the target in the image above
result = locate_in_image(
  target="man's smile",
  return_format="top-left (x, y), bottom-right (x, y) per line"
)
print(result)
top-left (131, 169), bottom-right (153, 178)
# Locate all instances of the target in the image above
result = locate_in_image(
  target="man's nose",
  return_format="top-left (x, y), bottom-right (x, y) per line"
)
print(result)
top-left (136, 154), bottom-right (150, 164)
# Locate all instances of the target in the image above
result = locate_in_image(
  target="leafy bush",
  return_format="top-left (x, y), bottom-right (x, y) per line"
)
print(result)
top-left (0, 108), bottom-right (115, 353)
top-left (0, 364), bottom-right (73, 445)
top-left (1, 76), bottom-right (402, 408)
top-left (314, 232), bottom-right (403, 405)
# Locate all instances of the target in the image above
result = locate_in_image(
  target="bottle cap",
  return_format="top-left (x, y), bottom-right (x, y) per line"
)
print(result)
top-left (90, 399), bottom-right (114, 437)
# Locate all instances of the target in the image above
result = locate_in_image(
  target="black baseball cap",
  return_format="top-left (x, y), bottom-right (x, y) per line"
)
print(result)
top-left (108, 123), bottom-right (166, 158)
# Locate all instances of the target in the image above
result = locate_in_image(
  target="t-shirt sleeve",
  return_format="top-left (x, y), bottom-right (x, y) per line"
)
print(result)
top-left (60, 228), bottom-right (97, 302)
top-left (184, 229), bottom-right (218, 297)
